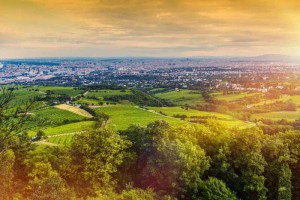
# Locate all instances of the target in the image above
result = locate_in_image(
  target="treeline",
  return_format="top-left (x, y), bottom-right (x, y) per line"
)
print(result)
top-left (2, 119), bottom-right (300, 199)
top-left (256, 118), bottom-right (300, 135)
top-left (193, 92), bottom-right (298, 122)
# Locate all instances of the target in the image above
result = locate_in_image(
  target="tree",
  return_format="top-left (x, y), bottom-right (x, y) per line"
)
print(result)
top-left (199, 177), bottom-right (238, 200)
top-left (0, 150), bottom-right (15, 200)
top-left (0, 88), bottom-right (40, 154)
top-left (262, 136), bottom-right (293, 200)
top-left (137, 121), bottom-right (210, 198)
top-left (36, 130), bottom-right (45, 140)
top-left (27, 162), bottom-right (73, 200)
top-left (230, 128), bottom-right (267, 200)
top-left (68, 124), bottom-right (131, 197)
top-left (0, 88), bottom-right (42, 199)
top-left (89, 188), bottom-right (160, 200)
top-left (278, 163), bottom-right (292, 200)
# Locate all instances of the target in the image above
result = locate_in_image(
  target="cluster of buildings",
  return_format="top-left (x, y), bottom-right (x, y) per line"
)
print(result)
top-left (0, 59), bottom-right (299, 91)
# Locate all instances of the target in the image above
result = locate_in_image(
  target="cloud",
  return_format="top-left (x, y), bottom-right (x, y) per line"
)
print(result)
top-left (0, 0), bottom-right (300, 58)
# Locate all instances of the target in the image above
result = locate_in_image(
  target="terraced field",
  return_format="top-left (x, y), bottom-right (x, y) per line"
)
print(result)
top-left (74, 97), bottom-right (100, 105)
top-left (149, 106), bottom-right (232, 119)
top-left (47, 135), bottom-right (74, 146)
top-left (154, 89), bottom-right (205, 105)
top-left (95, 105), bottom-right (188, 130)
top-left (1, 89), bottom-right (43, 107)
top-left (5, 87), bottom-right (261, 147)
top-left (42, 121), bottom-right (95, 136)
top-left (34, 107), bottom-right (86, 125)
top-left (149, 106), bottom-right (252, 128)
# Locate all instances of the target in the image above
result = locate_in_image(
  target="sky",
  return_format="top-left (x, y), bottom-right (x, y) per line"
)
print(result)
top-left (1, 0), bottom-right (300, 58)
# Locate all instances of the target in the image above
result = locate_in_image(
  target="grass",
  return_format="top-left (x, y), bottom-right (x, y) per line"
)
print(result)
top-left (154, 89), bottom-right (205, 105)
top-left (86, 89), bottom-right (132, 100)
top-left (34, 107), bottom-right (86, 126)
top-left (55, 104), bottom-right (93, 118)
top-left (74, 97), bottom-right (100, 105)
top-left (149, 107), bottom-right (232, 119)
top-left (0, 89), bottom-right (43, 107)
top-left (213, 92), bottom-right (255, 102)
top-left (290, 95), bottom-right (300, 106)
top-left (75, 89), bottom-right (132, 105)
top-left (251, 95), bottom-right (291, 106)
top-left (95, 105), bottom-right (188, 130)
top-left (149, 106), bottom-right (251, 128)
top-left (47, 135), bottom-right (74, 146)
top-left (42, 121), bottom-right (95, 136)
top-left (36, 86), bottom-right (83, 97)
top-left (252, 109), bottom-right (300, 122)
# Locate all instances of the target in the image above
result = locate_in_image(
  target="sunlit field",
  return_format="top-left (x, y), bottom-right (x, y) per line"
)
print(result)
top-left (154, 89), bottom-right (205, 105)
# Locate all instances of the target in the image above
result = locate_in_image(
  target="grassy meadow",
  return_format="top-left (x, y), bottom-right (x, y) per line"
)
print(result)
top-left (252, 109), bottom-right (300, 122)
top-left (154, 89), bottom-right (205, 105)
top-left (149, 106), bottom-right (252, 128)
top-left (95, 105), bottom-right (188, 130)
top-left (36, 86), bottom-right (83, 97)
top-left (34, 107), bottom-right (86, 125)
top-left (213, 92), bottom-right (255, 101)
top-left (5, 86), bottom-right (297, 147)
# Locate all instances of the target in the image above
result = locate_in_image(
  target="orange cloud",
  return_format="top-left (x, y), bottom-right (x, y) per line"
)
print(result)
top-left (0, 0), bottom-right (300, 58)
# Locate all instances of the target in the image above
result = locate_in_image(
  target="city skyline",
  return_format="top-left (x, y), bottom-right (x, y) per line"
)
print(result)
top-left (1, 0), bottom-right (300, 58)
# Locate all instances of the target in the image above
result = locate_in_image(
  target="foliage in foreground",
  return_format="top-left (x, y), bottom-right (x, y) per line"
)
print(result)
top-left (1, 90), bottom-right (300, 200)
top-left (2, 119), bottom-right (300, 199)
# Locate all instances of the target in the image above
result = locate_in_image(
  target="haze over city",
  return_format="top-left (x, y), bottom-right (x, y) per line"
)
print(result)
top-left (1, 0), bottom-right (300, 58)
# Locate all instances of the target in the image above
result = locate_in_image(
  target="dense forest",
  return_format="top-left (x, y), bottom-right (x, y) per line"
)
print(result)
top-left (1, 89), bottom-right (300, 200)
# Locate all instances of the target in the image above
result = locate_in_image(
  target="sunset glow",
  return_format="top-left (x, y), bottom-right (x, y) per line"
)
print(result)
top-left (1, 0), bottom-right (300, 58)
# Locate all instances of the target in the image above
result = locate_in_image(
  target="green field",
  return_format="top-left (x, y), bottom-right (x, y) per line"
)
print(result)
top-left (213, 92), bottom-right (255, 102)
top-left (2, 89), bottom-right (43, 107)
top-left (149, 106), bottom-right (251, 128)
top-left (154, 89), bottom-right (205, 105)
top-left (35, 86), bottom-right (83, 97)
top-left (74, 97), bottom-right (100, 105)
top-left (34, 107), bottom-right (86, 126)
top-left (86, 89), bottom-right (132, 99)
top-left (251, 95), bottom-right (291, 106)
top-left (290, 95), bottom-right (300, 106)
top-left (75, 89), bottom-right (132, 105)
top-left (95, 105), bottom-right (188, 130)
top-left (252, 109), bottom-right (300, 122)
top-left (149, 106), bottom-right (232, 119)
top-left (42, 121), bottom-right (95, 136)
top-left (47, 135), bottom-right (74, 146)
